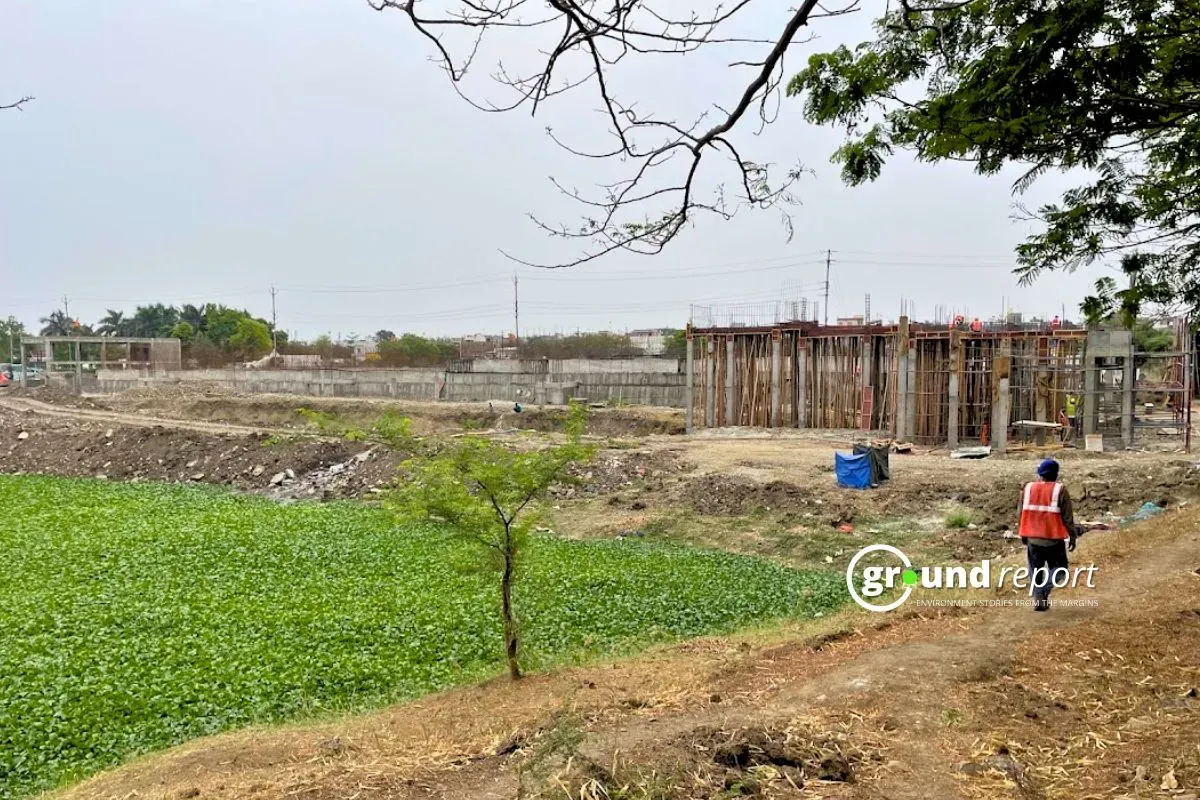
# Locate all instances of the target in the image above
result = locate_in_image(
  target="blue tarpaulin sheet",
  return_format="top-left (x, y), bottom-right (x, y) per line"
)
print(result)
top-left (835, 452), bottom-right (873, 489)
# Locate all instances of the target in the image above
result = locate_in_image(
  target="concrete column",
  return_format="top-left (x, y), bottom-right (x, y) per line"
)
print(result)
top-left (705, 338), bottom-right (716, 429)
top-left (859, 335), bottom-right (873, 430)
top-left (685, 336), bottom-right (694, 433)
top-left (895, 350), bottom-right (909, 440)
top-left (990, 337), bottom-right (1012, 452)
top-left (905, 345), bottom-right (917, 439)
top-left (1121, 355), bottom-right (1134, 448)
top-left (948, 333), bottom-right (964, 448)
top-left (724, 337), bottom-right (736, 425)
top-left (796, 342), bottom-right (808, 429)
top-left (993, 377), bottom-right (1010, 453)
top-left (1082, 357), bottom-right (1098, 436)
top-left (18, 342), bottom-right (26, 388)
top-left (1035, 364), bottom-right (1050, 422)
top-left (947, 373), bottom-right (960, 449)
top-left (770, 333), bottom-right (782, 428)
top-left (74, 340), bottom-right (83, 394)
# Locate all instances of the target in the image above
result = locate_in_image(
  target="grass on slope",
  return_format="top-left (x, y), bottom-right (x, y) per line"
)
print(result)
top-left (0, 475), bottom-right (845, 798)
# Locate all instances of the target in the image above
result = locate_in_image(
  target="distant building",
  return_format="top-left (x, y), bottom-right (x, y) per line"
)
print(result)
top-left (347, 339), bottom-right (377, 360)
top-left (459, 334), bottom-right (500, 359)
top-left (628, 328), bottom-right (671, 355)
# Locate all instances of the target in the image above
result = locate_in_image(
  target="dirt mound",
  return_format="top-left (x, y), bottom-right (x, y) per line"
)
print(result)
top-left (672, 456), bottom-right (1200, 534)
top-left (519, 722), bottom-right (874, 799)
top-left (7, 385), bottom-right (105, 409)
top-left (0, 401), bottom-right (685, 505)
top-left (965, 459), bottom-right (1200, 530)
top-left (1, 406), bottom-right (402, 499)
top-left (556, 448), bottom-right (692, 500)
top-left (697, 724), bottom-right (859, 781)
top-left (680, 474), bottom-right (818, 515)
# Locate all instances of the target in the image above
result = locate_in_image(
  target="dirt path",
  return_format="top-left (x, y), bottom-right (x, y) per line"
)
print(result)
top-left (0, 394), bottom-right (278, 437)
top-left (51, 507), bottom-right (1200, 800)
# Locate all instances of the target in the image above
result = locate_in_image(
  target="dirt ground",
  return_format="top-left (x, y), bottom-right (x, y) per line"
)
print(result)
top-left (5, 386), bottom-right (1200, 799)
top-left (4, 387), bottom-right (1195, 527)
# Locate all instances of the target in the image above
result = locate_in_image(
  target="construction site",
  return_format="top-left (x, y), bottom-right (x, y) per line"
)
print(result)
top-left (12, 310), bottom-right (1195, 454)
top-left (685, 315), bottom-right (1194, 452)
top-left (3, 302), bottom-right (1200, 800)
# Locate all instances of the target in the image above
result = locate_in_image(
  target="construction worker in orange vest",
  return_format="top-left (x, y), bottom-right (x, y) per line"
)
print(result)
top-left (969, 317), bottom-right (983, 332)
top-left (1018, 459), bottom-right (1080, 611)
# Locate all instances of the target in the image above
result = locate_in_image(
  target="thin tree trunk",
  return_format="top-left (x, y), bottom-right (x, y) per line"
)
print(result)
top-left (501, 534), bottom-right (521, 680)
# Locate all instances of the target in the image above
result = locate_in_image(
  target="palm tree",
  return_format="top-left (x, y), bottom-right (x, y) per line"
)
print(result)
top-left (39, 309), bottom-right (73, 336)
top-left (96, 309), bottom-right (127, 336)
top-left (180, 304), bottom-right (205, 334)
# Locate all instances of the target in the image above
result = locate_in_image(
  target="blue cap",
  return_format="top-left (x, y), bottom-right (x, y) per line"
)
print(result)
top-left (1037, 458), bottom-right (1059, 478)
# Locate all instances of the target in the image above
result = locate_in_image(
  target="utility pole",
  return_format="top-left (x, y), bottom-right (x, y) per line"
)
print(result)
top-left (513, 273), bottom-right (520, 345)
top-left (63, 295), bottom-right (71, 335)
top-left (270, 286), bottom-right (278, 353)
top-left (823, 249), bottom-right (831, 326)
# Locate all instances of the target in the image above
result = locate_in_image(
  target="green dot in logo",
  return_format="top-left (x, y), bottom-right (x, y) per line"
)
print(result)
top-left (901, 569), bottom-right (919, 586)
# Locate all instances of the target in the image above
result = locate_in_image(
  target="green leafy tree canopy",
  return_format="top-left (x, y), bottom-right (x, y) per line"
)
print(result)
top-left (229, 317), bottom-right (272, 359)
top-left (386, 404), bottom-right (593, 680)
top-left (0, 317), bottom-right (27, 363)
top-left (788, 0), bottom-right (1200, 319)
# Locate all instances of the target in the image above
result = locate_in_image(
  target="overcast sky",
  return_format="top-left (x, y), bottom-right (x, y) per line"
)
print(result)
top-left (1, 1), bottom-right (1107, 340)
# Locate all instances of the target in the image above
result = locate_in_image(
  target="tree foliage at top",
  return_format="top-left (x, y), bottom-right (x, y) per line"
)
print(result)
top-left (38, 310), bottom-right (85, 337)
top-left (518, 333), bottom-right (642, 360)
top-left (377, 334), bottom-right (458, 367)
top-left (0, 317), bottom-right (27, 363)
top-left (33, 302), bottom-right (285, 364)
top-left (788, 0), bottom-right (1200, 318)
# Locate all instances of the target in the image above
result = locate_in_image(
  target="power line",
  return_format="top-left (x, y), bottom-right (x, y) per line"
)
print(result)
top-left (830, 258), bottom-right (1019, 269)
top-left (823, 250), bottom-right (832, 326)
top-left (523, 259), bottom-right (828, 284)
top-left (270, 286), bottom-right (278, 353)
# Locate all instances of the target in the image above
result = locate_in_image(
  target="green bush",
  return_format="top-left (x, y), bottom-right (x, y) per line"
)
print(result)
top-left (944, 506), bottom-right (973, 529)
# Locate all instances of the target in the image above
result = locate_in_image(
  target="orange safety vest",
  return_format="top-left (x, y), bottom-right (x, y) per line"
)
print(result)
top-left (1018, 481), bottom-right (1070, 539)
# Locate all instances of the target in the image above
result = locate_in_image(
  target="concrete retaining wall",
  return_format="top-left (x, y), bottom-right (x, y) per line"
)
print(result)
top-left (95, 358), bottom-right (687, 407)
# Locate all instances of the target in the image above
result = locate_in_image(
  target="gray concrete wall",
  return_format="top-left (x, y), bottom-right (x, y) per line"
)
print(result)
top-left (95, 358), bottom-right (687, 407)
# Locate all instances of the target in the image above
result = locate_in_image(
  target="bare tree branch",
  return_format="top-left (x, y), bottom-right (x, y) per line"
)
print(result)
top-left (372, 0), bottom-right (860, 267)
top-left (0, 96), bottom-right (34, 111)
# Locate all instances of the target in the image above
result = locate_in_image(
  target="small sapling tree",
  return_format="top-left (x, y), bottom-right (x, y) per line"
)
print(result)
top-left (387, 403), bottom-right (592, 679)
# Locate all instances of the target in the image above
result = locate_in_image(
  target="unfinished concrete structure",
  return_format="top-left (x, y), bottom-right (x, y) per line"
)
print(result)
top-left (20, 336), bottom-right (182, 392)
top-left (684, 319), bottom-right (1184, 451)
